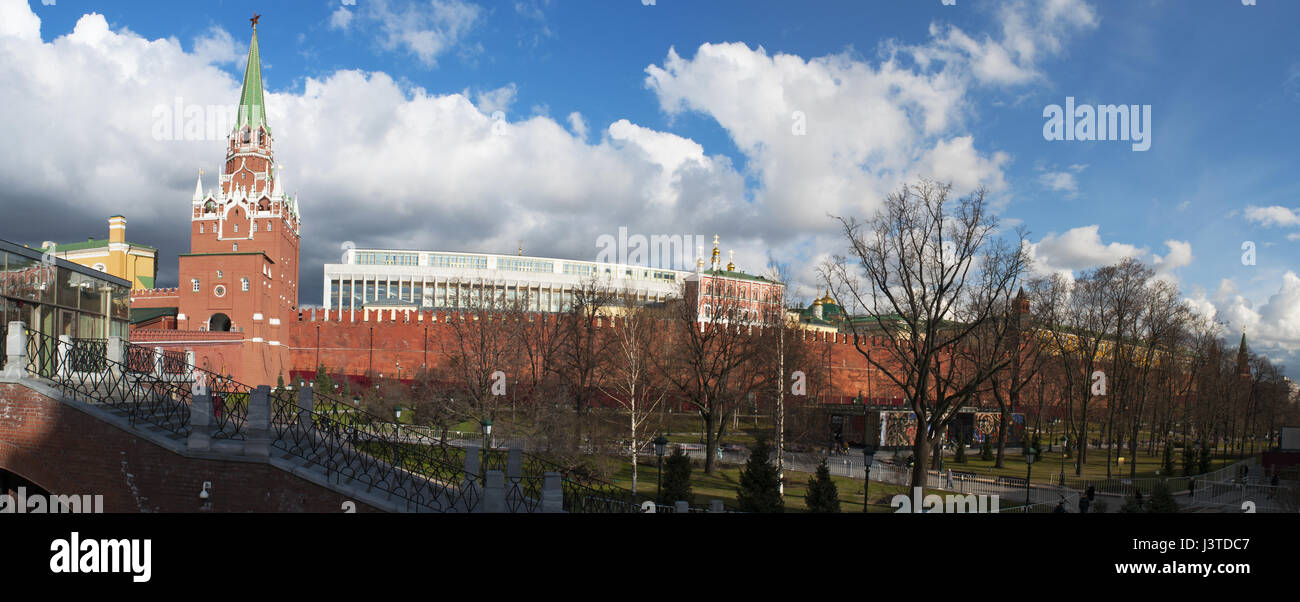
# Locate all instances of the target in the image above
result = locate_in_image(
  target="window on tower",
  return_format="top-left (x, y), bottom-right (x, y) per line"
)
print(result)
top-left (241, 278), bottom-right (250, 292)
top-left (199, 224), bottom-right (204, 234)
top-left (233, 224), bottom-right (239, 233)
top-left (233, 243), bottom-right (239, 252)
top-left (192, 279), bottom-right (200, 292)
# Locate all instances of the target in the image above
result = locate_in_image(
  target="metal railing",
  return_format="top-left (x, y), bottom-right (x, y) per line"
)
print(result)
top-left (268, 388), bottom-right (481, 513)
top-left (123, 342), bottom-right (249, 440)
top-left (16, 333), bottom-right (655, 513)
top-left (24, 328), bottom-right (192, 439)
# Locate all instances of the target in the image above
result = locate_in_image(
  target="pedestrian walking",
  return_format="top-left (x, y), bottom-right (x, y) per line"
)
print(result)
top-left (1053, 501), bottom-right (1066, 513)
top-left (1135, 490), bottom-right (1144, 510)
top-left (1086, 484), bottom-right (1096, 502)
top-left (946, 468), bottom-right (954, 489)
top-left (1270, 474), bottom-right (1280, 499)
top-left (1079, 496), bottom-right (1091, 514)
top-left (1189, 478), bottom-right (1196, 500)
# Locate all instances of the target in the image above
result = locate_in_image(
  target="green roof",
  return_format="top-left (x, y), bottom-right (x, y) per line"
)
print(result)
top-left (235, 27), bottom-right (270, 135)
top-left (130, 307), bottom-right (177, 325)
top-left (39, 238), bottom-right (157, 252)
top-left (136, 275), bottom-right (155, 289)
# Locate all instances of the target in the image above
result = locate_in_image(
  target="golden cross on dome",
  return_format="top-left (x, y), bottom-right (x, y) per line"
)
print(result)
top-left (250, 14), bottom-right (261, 28)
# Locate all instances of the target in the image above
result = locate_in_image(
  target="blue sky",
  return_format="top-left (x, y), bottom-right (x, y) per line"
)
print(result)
top-left (2, 0), bottom-right (1299, 366)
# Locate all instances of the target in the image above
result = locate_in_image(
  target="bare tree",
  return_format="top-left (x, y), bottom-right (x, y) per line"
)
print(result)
top-left (596, 300), bottom-right (666, 494)
top-left (555, 276), bottom-right (619, 452)
top-left (823, 179), bottom-right (1031, 487)
top-left (653, 281), bottom-right (760, 475)
top-left (436, 282), bottom-right (526, 437)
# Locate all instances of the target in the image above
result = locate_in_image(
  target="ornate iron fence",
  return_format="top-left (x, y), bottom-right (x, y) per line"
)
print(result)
top-left (122, 342), bottom-right (250, 441)
top-left (69, 338), bottom-right (107, 373)
top-left (15, 330), bottom-right (643, 513)
top-left (126, 344), bottom-right (154, 374)
top-left (24, 328), bottom-right (191, 438)
top-left (268, 388), bottom-right (481, 512)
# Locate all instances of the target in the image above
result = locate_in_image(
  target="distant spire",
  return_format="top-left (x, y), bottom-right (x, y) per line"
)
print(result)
top-left (726, 249), bottom-right (735, 272)
top-left (193, 170), bottom-right (204, 201)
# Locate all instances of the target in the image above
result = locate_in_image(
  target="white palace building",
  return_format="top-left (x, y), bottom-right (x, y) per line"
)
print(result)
top-left (322, 247), bottom-right (693, 313)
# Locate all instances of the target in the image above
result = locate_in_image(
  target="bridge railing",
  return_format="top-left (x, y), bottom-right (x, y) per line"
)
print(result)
top-left (8, 324), bottom-right (642, 513)
top-left (123, 342), bottom-right (250, 441)
top-left (21, 327), bottom-right (192, 439)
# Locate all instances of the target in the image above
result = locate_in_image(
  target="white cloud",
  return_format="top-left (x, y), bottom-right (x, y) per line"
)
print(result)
top-left (1026, 225), bottom-right (1145, 276)
top-left (0, 0), bottom-right (40, 41)
top-left (1245, 205), bottom-right (1300, 228)
top-left (1197, 273), bottom-right (1300, 362)
top-left (566, 111), bottom-right (588, 140)
top-left (908, 0), bottom-right (1099, 86)
top-left (473, 83), bottom-right (517, 115)
top-left (1152, 239), bottom-right (1193, 272)
top-left (344, 0), bottom-right (482, 67)
top-left (192, 26), bottom-right (240, 65)
top-left (1038, 170), bottom-right (1078, 195)
top-left (329, 7), bottom-right (354, 31)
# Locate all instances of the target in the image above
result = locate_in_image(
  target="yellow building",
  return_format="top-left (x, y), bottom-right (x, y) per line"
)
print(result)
top-left (40, 216), bottom-right (158, 290)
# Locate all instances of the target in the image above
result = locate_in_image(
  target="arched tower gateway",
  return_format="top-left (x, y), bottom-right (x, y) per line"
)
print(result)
top-left (140, 18), bottom-right (301, 386)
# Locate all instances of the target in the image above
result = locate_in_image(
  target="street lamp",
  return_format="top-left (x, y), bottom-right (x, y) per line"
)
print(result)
top-left (862, 444), bottom-right (877, 513)
top-left (395, 406), bottom-right (403, 438)
top-left (653, 435), bottom-right (668, 506)
top-left (481, 418), bottom-right (493, 451)
top-left (1059, 436), bottom-right (1067, 486)
top-left (1024, 446), bottom-right (1038, 511)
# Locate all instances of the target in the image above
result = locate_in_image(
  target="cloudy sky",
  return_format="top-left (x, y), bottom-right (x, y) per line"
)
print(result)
top-left (1, 0), bottom-right (1298, 368)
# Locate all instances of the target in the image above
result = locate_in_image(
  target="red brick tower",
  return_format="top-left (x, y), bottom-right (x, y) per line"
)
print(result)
top-left (144, 19), bottom-right (301, 385)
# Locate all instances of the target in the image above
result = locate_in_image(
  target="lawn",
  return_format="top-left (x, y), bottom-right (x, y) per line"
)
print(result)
top-left (609, 460), bottom-right (936, 513)
top-left (941, 445), bottom-right (1252, 486)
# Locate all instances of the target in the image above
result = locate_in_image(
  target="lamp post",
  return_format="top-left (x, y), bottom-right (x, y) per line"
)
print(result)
top-left (395, 406), bottom-right (403, 439)
top-left (1059, 436), bottom-right (1067, 486)
top-left (654, 435), bottom-right (668, 506)
top-left (861, 444), bottom-right (877, 513)
top-left (1024, 446), bottom-right (1038, 511)
top-left (481, 418), bottom-right (493, 451)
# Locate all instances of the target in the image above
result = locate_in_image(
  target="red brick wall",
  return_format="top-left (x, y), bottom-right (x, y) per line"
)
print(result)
top-left (0, 383), bottom-right (375, 512)
top-left (284, 308), bottom-right (914, 404)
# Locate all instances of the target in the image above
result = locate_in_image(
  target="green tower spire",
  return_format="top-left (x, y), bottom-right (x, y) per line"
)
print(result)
top-left (235, 20), bottom-right (270, 135)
